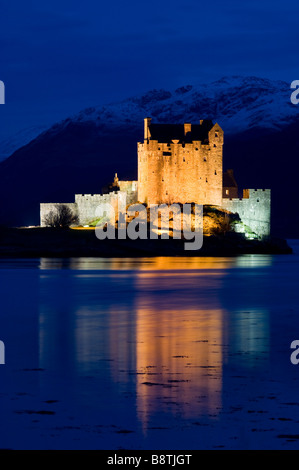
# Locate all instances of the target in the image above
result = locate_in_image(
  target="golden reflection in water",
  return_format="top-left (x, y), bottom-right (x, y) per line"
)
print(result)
top-left (38, 255), bottom-right (271, 272)
top-left (37, 259), bottom-right (271, 430)
top-left (133, 271), bottom-right (224, 431)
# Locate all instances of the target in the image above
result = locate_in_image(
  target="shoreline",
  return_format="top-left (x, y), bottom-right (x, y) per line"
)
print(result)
top-left (0, 227), bottom-right (293, 258)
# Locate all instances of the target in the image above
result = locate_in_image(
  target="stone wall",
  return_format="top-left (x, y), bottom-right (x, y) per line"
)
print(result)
top-left (221, 189), bottom-right (271, 237)
top-left (118, 181), bottom-right (138, 205)
top-left (75, 191), bottom-right (128, 225)
top-left (118, 180), bottom-right (137, 193)
top-left (138, 123), bottom-right (223, 206)
top-left (41, 192), bottom-right (132, 227)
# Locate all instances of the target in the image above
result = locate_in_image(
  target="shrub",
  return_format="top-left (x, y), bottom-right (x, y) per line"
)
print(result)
top-left (43, 205), bottom-right (79, 228)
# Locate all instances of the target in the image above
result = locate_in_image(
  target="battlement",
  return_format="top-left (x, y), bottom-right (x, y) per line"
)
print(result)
top-left (75, 192), bottom-right (119, 203)
top-left (242, 188), bottom-right (271, 199)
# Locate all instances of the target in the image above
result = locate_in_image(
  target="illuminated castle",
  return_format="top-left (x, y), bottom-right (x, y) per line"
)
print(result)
top-left (138, 118), bottom-right (223, 206)
top-left (41, 118), bottom-right (271, 237)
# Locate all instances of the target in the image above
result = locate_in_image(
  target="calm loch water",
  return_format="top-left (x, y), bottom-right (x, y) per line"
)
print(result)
top-left (0, 242), bottom-right (299, 449)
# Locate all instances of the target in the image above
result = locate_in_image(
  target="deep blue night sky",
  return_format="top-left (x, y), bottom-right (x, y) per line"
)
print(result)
top-left (0, 0), bottom-right (298, 139)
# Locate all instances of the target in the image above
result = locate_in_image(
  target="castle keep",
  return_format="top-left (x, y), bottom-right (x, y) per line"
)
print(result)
top-left (138, 118), bottom-right (223, 206)
top-left (40, 117), bottom-right (271, 238)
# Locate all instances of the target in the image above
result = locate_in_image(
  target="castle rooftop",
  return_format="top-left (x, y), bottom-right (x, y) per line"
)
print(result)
top-left (146, 119), bottom-right (214, 143)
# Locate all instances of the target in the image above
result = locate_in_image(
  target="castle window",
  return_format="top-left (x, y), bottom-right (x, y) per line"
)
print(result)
top-left (257, 199), bottom-right (259, 202)
top-left (215, 170), bottom-right (217, 175)
top-left (183, 157), bottom-right (185, 162)
top-left (206, 178), bottom-right (208, 183)
top-left (158, 147), bottom-right (160, 150)
top-left (203, 157), bottom-right (207, 162)
top-left (215, 132), bottom-right (218, 137)
top-left (195, 148), bottom-right (198, 151)
top-left (214, 144), bottom-right (216, 148)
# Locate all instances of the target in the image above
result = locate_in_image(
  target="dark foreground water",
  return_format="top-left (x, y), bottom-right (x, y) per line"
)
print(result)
top-left (0, 241), bottom-right (299, 449)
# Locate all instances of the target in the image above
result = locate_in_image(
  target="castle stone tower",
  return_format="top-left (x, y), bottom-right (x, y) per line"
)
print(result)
top-left (138, 118), bottom-right (223, 206)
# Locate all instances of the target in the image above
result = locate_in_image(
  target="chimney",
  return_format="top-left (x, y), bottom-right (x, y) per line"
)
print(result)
top-left (184, 123), bottom-right (191, 135)
top-left (144, 117), bottom-right (152, 140)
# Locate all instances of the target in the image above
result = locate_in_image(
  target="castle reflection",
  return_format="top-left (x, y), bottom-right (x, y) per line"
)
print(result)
top-left (37, 256), bottom-right (270, 432)
top-left (38, 254), bottom-right (272, 271)
top-left (131, 270), bottom-right (224, 429)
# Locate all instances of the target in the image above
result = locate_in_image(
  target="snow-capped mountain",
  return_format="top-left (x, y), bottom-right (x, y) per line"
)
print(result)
top-left (55, 75), bottom-right (298, 135)
top-left (0, 75), bottom-right (297, 163)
